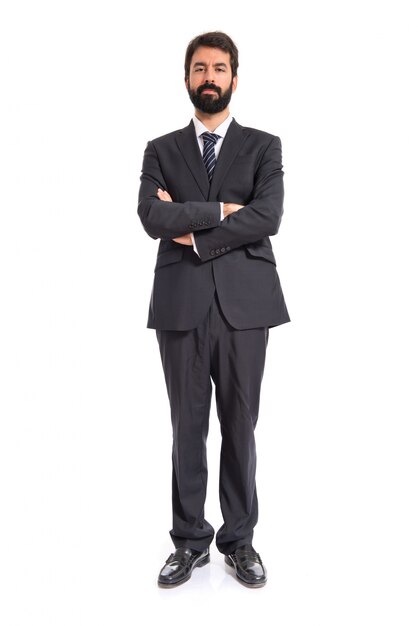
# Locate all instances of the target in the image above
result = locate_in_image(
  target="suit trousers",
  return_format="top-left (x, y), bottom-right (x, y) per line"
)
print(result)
top-left (156, 293), bottom-right (269, 555)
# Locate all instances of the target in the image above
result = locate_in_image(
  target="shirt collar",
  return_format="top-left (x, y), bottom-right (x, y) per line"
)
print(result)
top-left (192, 113), bottom-right (233, 139)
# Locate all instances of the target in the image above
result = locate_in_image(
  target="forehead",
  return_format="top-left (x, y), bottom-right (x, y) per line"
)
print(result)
top-left (190, 46), bottom-right (231, 67)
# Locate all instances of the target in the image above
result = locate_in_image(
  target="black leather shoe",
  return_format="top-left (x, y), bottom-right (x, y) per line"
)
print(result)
top-left (225, 544), bottom-right (267, 587)
top-left (158, 547), bottom-right (210, 587)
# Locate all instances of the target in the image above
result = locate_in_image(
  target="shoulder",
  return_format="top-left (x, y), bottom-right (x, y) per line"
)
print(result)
top-left (233, 121), bottom-right (281, 150)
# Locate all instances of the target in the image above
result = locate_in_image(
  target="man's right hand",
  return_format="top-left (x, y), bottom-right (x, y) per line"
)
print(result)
top-left (223, 203), bottom-right (244, 217)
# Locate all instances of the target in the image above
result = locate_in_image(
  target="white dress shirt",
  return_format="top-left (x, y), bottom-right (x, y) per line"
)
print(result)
top-left (190, 114), bottom-right (234, 256)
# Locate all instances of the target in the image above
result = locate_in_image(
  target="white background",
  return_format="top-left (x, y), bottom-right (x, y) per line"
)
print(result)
top-left (1, 0), bottom-right (417, 624)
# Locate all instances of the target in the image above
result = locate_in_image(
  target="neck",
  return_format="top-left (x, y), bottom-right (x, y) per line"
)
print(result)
top-left (194, 108), bottom-right (230, 132)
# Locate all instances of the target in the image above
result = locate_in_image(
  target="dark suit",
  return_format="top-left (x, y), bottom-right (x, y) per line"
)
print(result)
top-left (138, 118), bottom-right (290, 554)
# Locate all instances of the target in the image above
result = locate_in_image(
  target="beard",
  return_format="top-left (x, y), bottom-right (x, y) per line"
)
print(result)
top-left (188, 80), bottom-right (233, 114)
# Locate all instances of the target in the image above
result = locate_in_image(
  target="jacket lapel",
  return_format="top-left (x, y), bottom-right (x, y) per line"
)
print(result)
top-left (209, 119), bottom-right (248, 201)
top-left (175, 121), bottom-right (210, 199)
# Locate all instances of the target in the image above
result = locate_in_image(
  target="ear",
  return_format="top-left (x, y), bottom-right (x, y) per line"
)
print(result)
top-left (185, 78), bottom-right (189, 91)
top-left (232, 75), bottom-right (238, 93)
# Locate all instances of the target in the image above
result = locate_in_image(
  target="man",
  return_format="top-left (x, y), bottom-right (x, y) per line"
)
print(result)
top-left (137, 31), bottom-right (290, 588)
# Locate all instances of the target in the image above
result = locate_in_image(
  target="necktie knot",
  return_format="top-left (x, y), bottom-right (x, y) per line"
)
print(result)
top-left (201, 132), bottom-right (221, 145)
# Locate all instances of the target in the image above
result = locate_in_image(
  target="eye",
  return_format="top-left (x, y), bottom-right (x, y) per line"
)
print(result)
top-left (216, 68), bottom-right (225, 72)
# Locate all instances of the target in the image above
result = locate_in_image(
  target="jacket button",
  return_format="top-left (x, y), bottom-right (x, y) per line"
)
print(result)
top-left (220, 247), bottom-right (225, 253)
top-left (210, 250), bottom-right (215, 256)
top-left (226, 246), bottom-right (231, 251)
top-left (215, 249), bottom-right (220, 254)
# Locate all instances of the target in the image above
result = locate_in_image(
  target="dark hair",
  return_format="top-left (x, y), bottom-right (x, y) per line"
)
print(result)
top-left (184, 31), bottom-right (239, 81)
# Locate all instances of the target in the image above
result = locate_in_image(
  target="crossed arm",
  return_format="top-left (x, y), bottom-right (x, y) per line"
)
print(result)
top-left (138, 135), bottom-right (283, 261)
top-left (156, 188), bottom-right (243, 246)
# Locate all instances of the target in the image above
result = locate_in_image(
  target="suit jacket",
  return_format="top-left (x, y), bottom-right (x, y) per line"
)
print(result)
top-left (137, 118), bottom-right (290, 331)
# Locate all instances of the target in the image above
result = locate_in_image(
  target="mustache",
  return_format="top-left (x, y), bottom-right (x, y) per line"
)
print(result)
top-left (196, 83), bottom-right (222, 96)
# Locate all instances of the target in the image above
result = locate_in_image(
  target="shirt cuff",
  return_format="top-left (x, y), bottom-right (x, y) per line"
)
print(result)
top-left (191, 232), bottom-right (200, 257)
top-left (220, 202), bottom-right (225, 220)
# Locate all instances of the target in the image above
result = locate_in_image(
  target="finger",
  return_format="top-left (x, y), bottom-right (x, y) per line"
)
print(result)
top-left (157, 189), bottom-right (172, 202)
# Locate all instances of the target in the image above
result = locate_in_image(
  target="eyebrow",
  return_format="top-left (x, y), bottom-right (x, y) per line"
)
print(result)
top-left (193, 62), bottom-right (228, 68)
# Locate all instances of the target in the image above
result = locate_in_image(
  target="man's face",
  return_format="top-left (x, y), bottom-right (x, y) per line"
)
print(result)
top-left (186, 46), bottom-right (237, 114)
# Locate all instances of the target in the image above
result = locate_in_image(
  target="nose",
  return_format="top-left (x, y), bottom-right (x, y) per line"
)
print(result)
top-left (204, 67), bottom-right (216, 83)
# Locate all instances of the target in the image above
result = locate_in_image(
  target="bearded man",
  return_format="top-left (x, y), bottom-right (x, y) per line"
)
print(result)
top-left (137, 31), bottom-right (290, 588)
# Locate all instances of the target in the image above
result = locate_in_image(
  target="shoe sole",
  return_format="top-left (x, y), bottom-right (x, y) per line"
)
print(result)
top-left (158, 553), bottom-right (210, 588)
top-left (225, 554), bottom-right (267, 588)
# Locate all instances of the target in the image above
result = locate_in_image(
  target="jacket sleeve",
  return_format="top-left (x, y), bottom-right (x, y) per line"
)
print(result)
top-left (193, 136), bottom-right (284, 261)
top-left (137, 140), bottom-right (221, 240)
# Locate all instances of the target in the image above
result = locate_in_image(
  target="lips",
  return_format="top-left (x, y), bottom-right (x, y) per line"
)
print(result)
top-left (198, 85), bottom-right (221, 96)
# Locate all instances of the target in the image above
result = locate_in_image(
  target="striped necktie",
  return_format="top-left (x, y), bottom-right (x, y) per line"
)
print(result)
top-left (201, 132), bottom-right (221, 182)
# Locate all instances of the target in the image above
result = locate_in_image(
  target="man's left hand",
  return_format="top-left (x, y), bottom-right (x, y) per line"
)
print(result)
top-left (173, 234), bottom-right (193, 246)
top-left (157, 188), bottom-right (173, 203)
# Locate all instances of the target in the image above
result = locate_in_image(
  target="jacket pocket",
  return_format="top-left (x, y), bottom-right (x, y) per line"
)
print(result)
top-left (154, 248), bottom-right (184, 271)
top-left (245, 244), bottom-right (277, 266)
